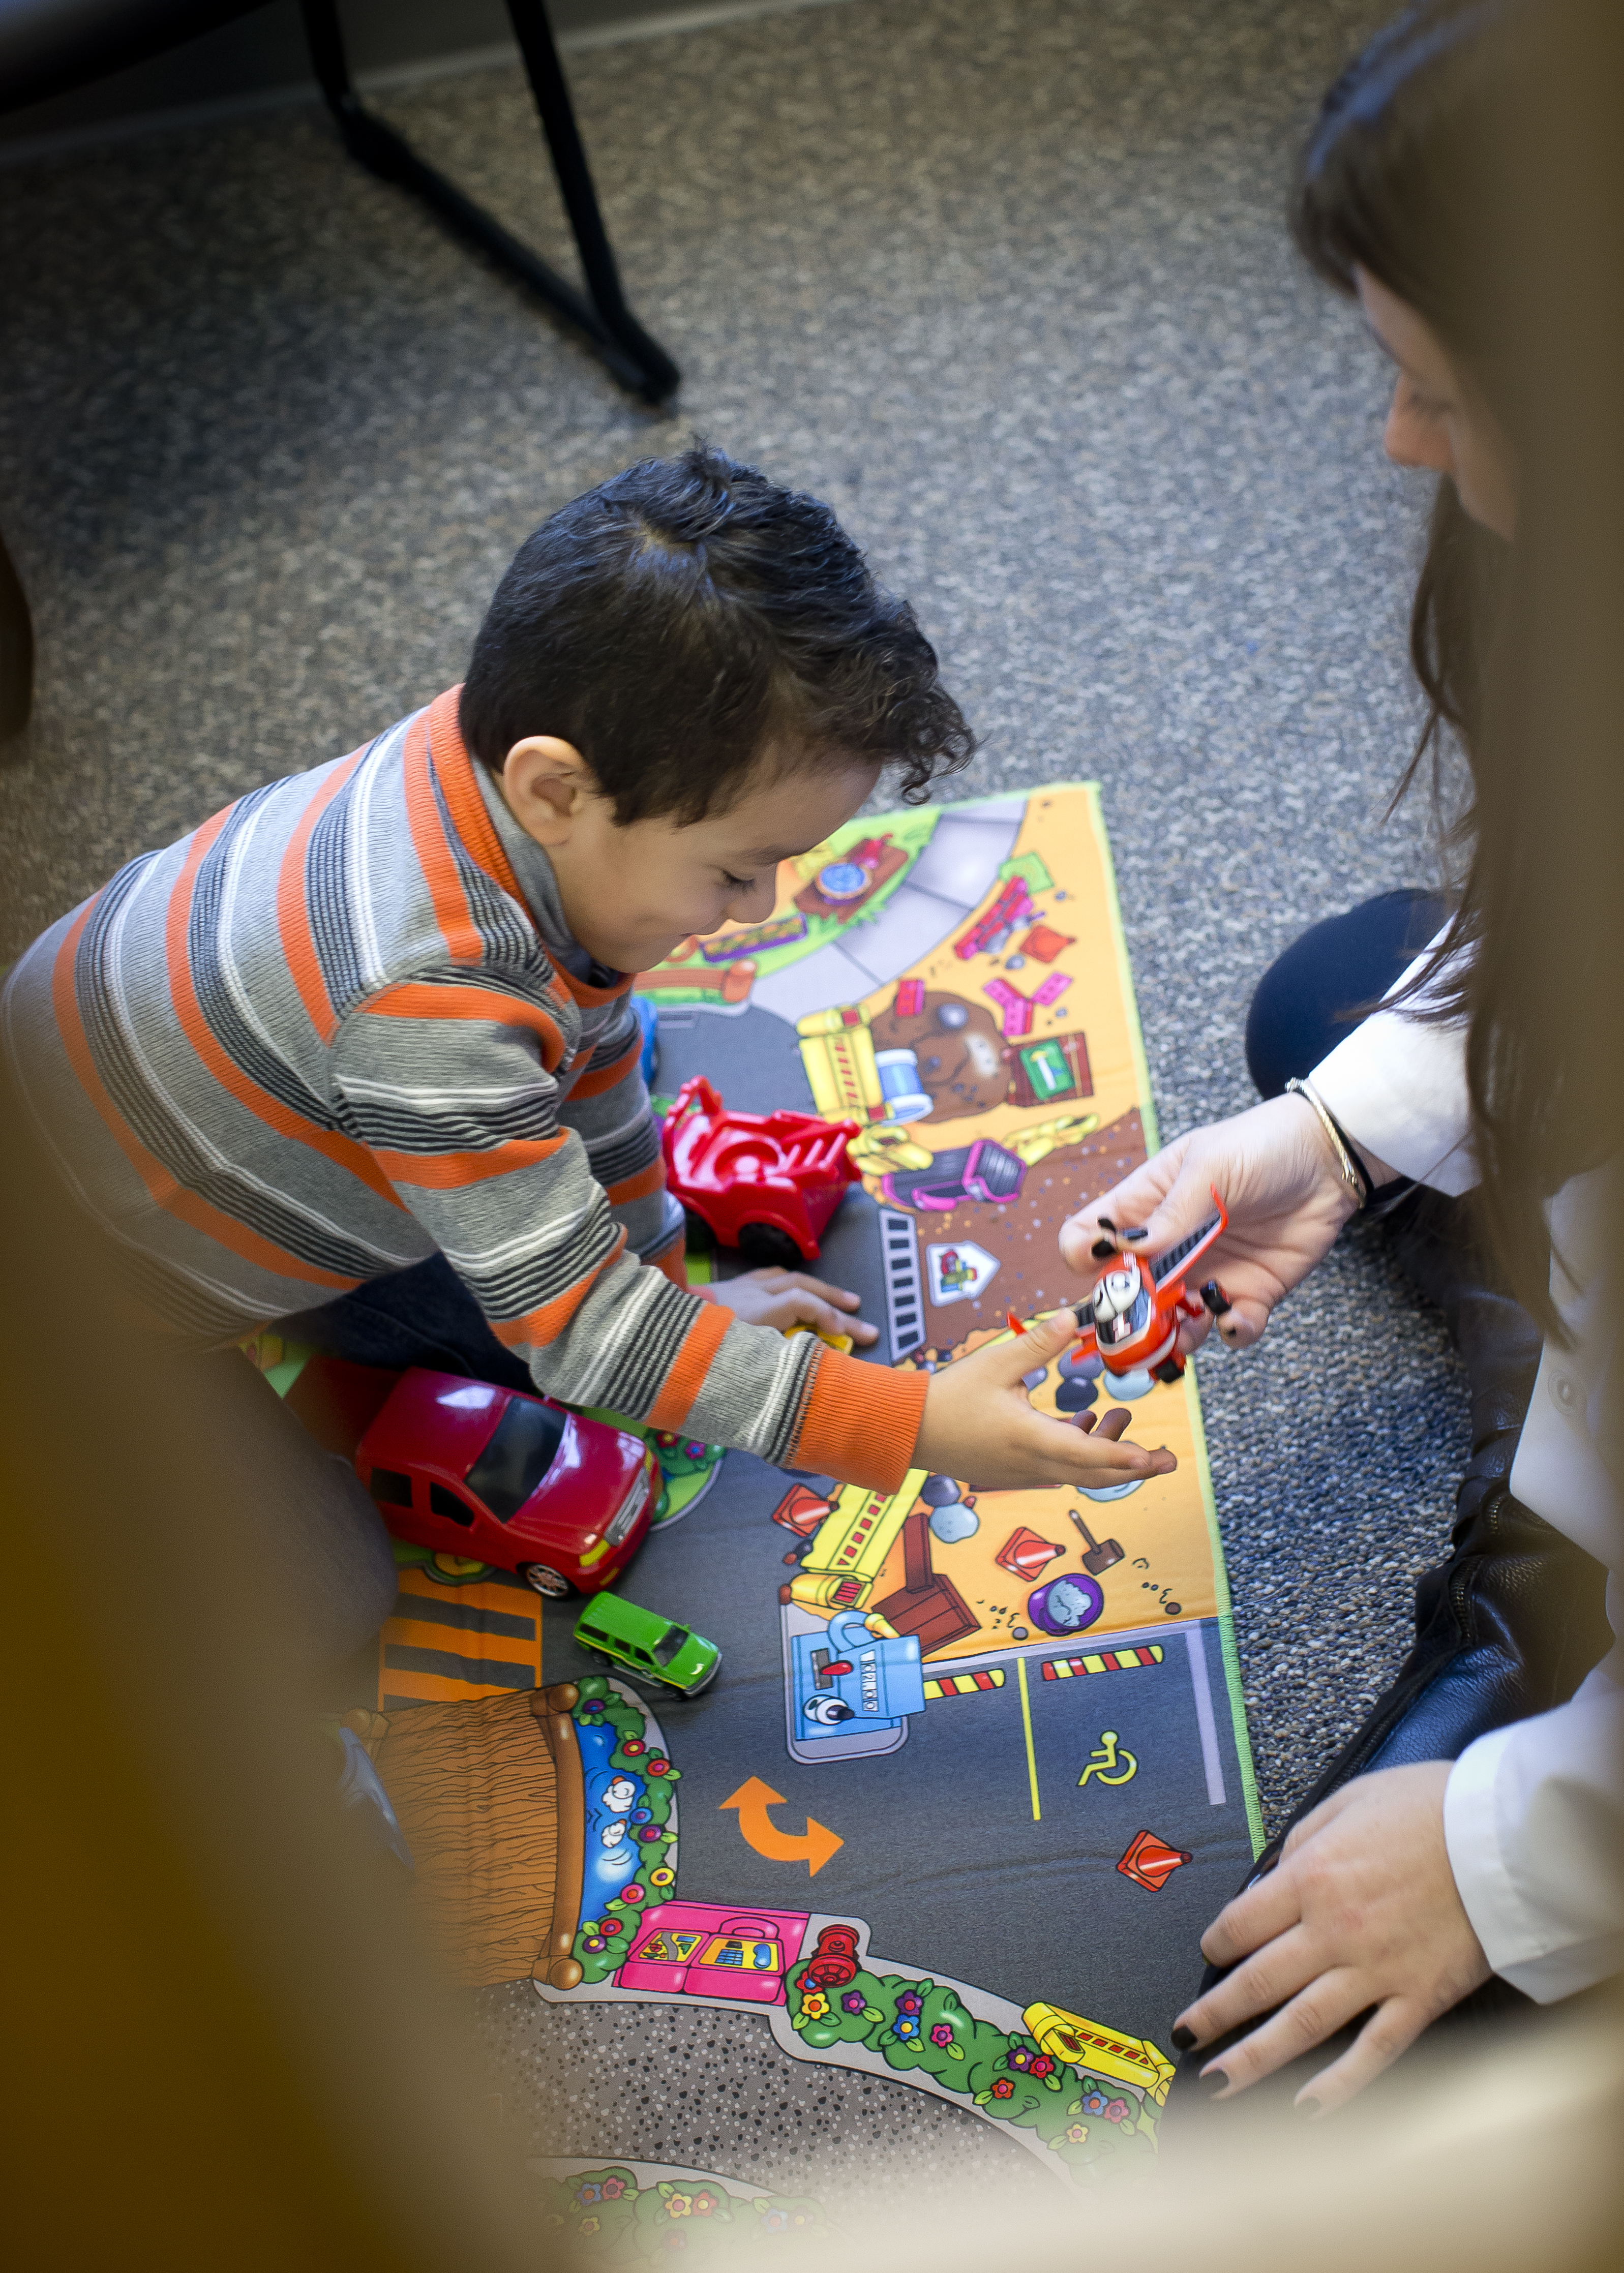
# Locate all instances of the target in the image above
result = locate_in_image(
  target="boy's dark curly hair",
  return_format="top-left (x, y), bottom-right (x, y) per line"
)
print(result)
top-left (460, 445), bottom-right (975, 824)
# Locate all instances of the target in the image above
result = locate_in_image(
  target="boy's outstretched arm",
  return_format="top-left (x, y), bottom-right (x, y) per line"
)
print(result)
top-left (332, 980), bottom-right (924, 1489)
top-left (333, 982), bottom-right (1163, 1495)
top-left (914, 1310), bottom-right (1174, 1492)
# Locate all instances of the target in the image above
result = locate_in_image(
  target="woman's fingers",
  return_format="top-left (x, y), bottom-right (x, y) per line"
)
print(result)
top-left (1062, 1099), bottom-right (1364, 1352)
top-left (1175, 1915), bottom-right (1316, 2052)
top-left (1178, 1767), bottom-right (1487, 2109)
top-left (1198, 1966), bottom-right (1374, 2099)
top-left (1060, 1159), bottom-right (1195, 1278)
top-left (1206, 1293), bottom-right (1270, 1351)
top-left (1290, 1996), bottom-right (1435, 2116)
top-left (1197, 1867), bottom-right (1302, 1972)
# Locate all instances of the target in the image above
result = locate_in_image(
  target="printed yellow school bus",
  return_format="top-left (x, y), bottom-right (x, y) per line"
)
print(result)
top-left (784, 1469), bottom-right (928, 1613)
top-left (1023, 2001), bottom-right (1176, 2104)
top-left (797, 1004), bottom-right (886, 1124)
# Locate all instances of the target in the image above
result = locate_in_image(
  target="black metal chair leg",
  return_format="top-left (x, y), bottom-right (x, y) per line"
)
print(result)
top-left (0, 521), bottom-right (34, 747)
top-left (297, 0), bottom-right (678, 404)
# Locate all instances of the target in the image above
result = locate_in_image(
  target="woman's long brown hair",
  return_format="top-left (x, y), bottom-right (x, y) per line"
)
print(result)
top-left (1291, 0), bottom-right (1624, 1335)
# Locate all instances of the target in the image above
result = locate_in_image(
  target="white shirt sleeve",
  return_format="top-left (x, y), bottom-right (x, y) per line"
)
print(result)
top-left (1444, 1673), bottom-right (1624, 2001)
top-left (1306, 932), bottom-right (1479, 1195)
top-left (1306, 944), bottom-right (1623, 1997)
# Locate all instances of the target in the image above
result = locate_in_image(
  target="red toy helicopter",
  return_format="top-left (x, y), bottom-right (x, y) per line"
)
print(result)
top-left (1071, 1189), bottom-right (1232, 1387)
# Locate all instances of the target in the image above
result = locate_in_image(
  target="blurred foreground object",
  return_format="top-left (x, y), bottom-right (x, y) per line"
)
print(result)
top-left (0, 1096), bottom-right (544, 2271)
top-left (841, 1982), bottom-right (1622, 2273)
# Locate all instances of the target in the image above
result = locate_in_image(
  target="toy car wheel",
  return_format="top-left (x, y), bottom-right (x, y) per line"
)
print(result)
top-left (737, 1221), bottom-right (804, 1270)
top-left (519, 1562), bottom-right (572, 1599)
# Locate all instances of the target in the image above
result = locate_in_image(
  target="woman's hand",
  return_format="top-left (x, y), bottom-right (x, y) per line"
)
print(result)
top-left (1172, 1762), bottom-right (1492, 2114)
top-left (915, 1309), bottom-right (1178, 1493)
top-left (1059, 1094), bottom-right (1375, 1355)
top-left (706, 1266), bottom-right (879, 1345)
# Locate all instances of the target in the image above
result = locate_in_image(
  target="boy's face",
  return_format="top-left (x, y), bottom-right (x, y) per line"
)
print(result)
top-left (499, 738), bottom-right (883, 973)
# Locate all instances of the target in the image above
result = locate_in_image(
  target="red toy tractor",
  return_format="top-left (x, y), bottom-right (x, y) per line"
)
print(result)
top-left (661, 1076), bottom-right (862, 1268)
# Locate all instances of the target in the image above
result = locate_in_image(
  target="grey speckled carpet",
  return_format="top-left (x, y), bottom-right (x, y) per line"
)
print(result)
top-left (0, 0), bottom-right (1468, 2201)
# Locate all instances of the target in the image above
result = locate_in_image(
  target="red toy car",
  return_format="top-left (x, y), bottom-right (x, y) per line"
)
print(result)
top-left (1072, 1191), bottom-right (1231, 1387)
top-left (354, 1370), bottom-right (656, 1598)
top-left (661, 1076), bottom-right (862, 1268)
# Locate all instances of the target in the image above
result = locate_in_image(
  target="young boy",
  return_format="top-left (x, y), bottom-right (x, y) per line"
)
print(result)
top-left (3, 449), bottom-right (1170, 1654)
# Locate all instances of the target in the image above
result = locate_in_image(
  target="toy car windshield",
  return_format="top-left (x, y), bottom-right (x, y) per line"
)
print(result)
top-left (464, 1397), bottom-right (567, 1521)
top-left (651, 1625), bottom-right (691, 1667)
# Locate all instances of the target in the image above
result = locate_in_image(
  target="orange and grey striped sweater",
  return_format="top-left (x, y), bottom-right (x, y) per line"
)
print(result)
top-left (3, 688), bottom-right (924, 1492)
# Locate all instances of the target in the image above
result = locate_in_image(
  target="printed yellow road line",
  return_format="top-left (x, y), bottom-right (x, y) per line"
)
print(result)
top-left (1017, 1654), bottom-right (1041, 1821)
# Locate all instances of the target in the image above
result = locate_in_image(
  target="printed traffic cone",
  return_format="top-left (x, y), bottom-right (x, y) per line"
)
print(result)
top-left (1117, 1829), bottom-right (1193, 1892)
top-left (995, 1526), bottom-right (1064, 1580)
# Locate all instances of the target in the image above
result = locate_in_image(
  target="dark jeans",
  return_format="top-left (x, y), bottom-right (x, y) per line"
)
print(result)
top-left (1167, 889), bottom-right (1612, 2126)
top-left (279, 1253), bottom-right (534, 1394)
top-left (1243, 886), bottom-right (1446, 1099)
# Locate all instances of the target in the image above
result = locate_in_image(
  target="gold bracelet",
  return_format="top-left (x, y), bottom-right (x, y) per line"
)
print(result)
top-left (1285, 1077), bottom-right (1370, 1209)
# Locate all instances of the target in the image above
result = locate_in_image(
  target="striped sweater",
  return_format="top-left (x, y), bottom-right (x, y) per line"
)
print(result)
top-left (3, 688), bottom-right (925, 1492)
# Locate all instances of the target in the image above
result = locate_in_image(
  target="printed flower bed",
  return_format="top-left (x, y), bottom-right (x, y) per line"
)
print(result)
top-left (568, 1678), bottom-right (681, 1986)
top-left (787, 1957), bottom-right (1157, 2180)
top-left (540, 2166), bottom-right (828, 2264)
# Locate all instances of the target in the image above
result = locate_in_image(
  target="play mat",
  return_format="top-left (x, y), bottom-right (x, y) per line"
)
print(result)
top-left (257, 785), bottom-right (1260, 2192)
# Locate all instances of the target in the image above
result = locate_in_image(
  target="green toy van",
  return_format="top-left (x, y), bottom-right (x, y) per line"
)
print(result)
top-left (572, 1590), bottom-right (721, 1699)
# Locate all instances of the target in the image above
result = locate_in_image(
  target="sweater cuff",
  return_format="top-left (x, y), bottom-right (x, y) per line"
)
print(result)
top-left (788, 1351), bottom-right (929, 1494)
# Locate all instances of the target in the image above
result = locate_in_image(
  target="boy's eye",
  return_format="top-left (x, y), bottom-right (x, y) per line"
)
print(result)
top-left (720, 870), bottom-right (754, 890)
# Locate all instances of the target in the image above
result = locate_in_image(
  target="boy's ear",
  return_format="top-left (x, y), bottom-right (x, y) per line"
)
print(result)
top-left (500, 737), bottom-right (595, 845)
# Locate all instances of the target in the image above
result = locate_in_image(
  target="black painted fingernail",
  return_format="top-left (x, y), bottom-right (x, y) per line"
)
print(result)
top-left (1200, 2068), bottom-right (1229, 2098)
top-left (1091, 1238), bottom-right (1116, 1259)
top-left (1122, 1226), bottom-right (1149, 1241)
top-left (1296, 2096), bottom-right (1320, 2118)
top-left (1171, 2025), bottom-right (1196, 2052)
top-left (1097, 1216), bottom-right (1117, 1232)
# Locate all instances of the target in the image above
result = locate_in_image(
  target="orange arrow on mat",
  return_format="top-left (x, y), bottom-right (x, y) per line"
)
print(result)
top-left (719, 1778), bottom-right (844, 1876)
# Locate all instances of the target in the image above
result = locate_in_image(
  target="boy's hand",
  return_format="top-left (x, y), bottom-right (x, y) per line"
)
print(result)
top-left (706, 1267), bottom-right (879, 1346)
top-left (915, 1310), bottom-right (1176, 1492)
